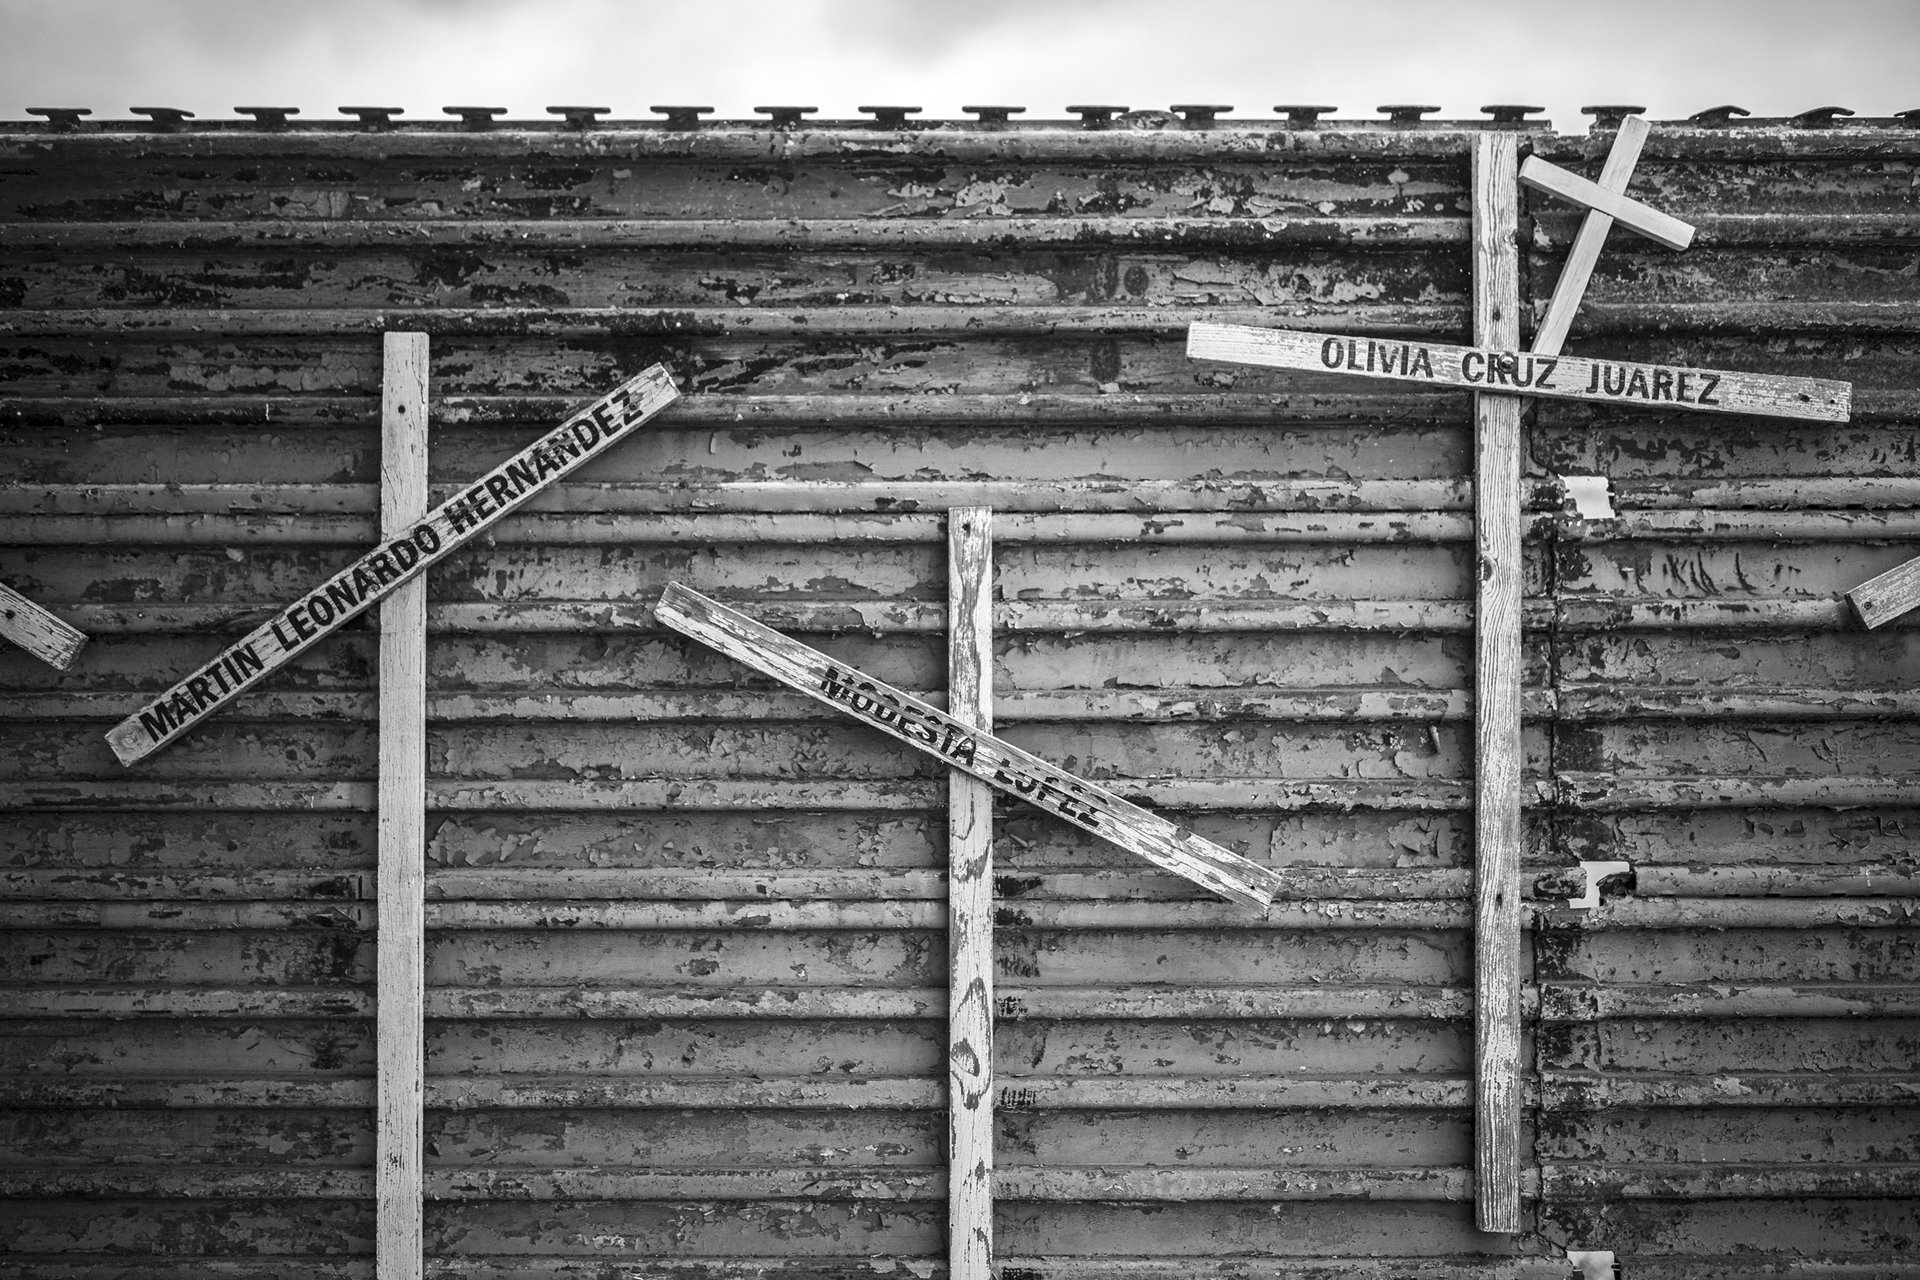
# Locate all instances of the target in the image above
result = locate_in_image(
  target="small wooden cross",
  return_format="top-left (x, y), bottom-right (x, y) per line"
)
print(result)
top-left (1519, 115), bottom-right (1695, 356)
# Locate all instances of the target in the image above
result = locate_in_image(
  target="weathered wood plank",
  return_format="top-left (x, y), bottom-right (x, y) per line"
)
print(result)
top-left (1847, 556), bottom-right (1920, 629)
top-left (0, 580), bottom-right (87, 669)
top-left (1188, 322), bottom-right (1852, 422)
top-left (376, 332), bottom-right (428, 1280)
top-left (1471, 131), bottom-right (1526, 1236)
top-left (1519, 143), bottom-right (1696, 251)
top-left (652, 584), bottom-right (1281, 909)
top-left (102, 365), bottom-right (679, 764)
top-left (945, 508), bottom-right (993, 1280)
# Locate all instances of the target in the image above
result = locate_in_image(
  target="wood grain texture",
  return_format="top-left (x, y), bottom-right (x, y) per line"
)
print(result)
top-left (946, 507), bottom-right (993, 1280)
top-left (652, 583), bottom-right (1282, 909)
top-left (375, 333), bottom-right (427, 1280)
top-left (1186, 322), bottom-right (1851, 422)
top-left (1471, 131), bottom-right (1526, 1236)
top-left (1846, 555), bottom-right (1920, 628)
top-left (0, 579), bottom-right (87, 669)
top-left (102, 365), bottom-right (679, 764)
top-left (1518, 140), bottom-right (1695, 250)
top-left (1527, 116), bottom-right (1652, 357)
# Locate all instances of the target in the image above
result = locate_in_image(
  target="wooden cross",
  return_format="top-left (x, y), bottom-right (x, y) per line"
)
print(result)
top-left (104, 367), bottom-right (681, 764)
top-left (1187, 123), bottom-right (1851, 1238)
top-left (1520, 115), bottom-right (1694, 356)
top-left (654, 581), bottom-right (1283, 910)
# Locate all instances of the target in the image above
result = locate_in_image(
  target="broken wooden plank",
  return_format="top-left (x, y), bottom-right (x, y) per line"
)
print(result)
top-left (652, 583), bottom-right (1282, 910)
top-left (375, 332), bottom-right (428, 1280)
top-left (103, 365), bottom-right (680, 765)
top-left (0, 580), bottom-right (87, 669)
top-left (1187, 321), bottom-right (1852, 422)
top-left (1846, 556), bottom-right (1920, 629)
top-left (946, 507), bottom-right (993, 1280)
top-left (1472, 131), bottom-right (1526, 1237)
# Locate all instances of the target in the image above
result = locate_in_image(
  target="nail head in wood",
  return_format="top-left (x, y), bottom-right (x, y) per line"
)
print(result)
top-left (1273, 104), bottom-right (1336, 125)
top-left (1689, 104), bottom-right (1750, 126)
top-left (444, 106), bottom-right (507, 127)
top-left (234, 106), bottom-right (299, 127)
top-left (26, 107), bottom-right (92, 128)
top-left (546, 105), bottom-right (609, 127)
top-left (339, 106), bottom-right (404, 126)
top-left (754, 106), bottom-right (817, 128)
top-left (1790, 105), bottom-right (1854, 127)
top-left (961, 105), bottom-right (1024, 124)
top-left (1066, 104), bottom-right (1126, 126)
top-left (1378, 104), bottom-right (1440, 123)
top-left (650, 106), bottom-right (713, 128)
top-left (1480, 104), bottom-right (1544, 123)
top-left (858, 106), bottom-right (921, 127)
top-left (1170, 104), bottom-right (1232, 125)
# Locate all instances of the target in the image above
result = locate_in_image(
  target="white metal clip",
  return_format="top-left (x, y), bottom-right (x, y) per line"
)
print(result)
top-left (1568, 1248), bottom-right (1617, 1280)
top-left (1568, 860), bottom-right (1631, 910)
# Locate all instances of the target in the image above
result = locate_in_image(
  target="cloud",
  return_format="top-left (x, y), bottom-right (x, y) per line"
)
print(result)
top-left (1, 0), bottom-right (1915, 122)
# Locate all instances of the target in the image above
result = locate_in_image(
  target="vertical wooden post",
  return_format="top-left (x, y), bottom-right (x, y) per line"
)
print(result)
top-left (376, 332), bottom-right (429, 1279)
top-left (1470, 135), bottom-right (1526, 1235)
top-left (946, 507), bottom-right (994, 1280)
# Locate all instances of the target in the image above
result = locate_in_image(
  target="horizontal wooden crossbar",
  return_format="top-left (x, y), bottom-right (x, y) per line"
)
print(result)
top-left (1188, 322), bottom-right (1851, 421)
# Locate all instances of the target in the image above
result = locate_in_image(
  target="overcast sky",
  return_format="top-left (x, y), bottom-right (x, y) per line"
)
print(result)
top-left (2, 0), bottom-right (1916, 128)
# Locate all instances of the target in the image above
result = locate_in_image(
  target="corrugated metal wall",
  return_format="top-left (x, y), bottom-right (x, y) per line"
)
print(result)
top-left (1, 113), bottom-right (1915, 1278)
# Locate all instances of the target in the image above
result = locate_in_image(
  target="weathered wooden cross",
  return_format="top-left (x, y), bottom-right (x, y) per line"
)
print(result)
top-left (654, 582), bottom-right (1283, 910)
top-left (1186, 119), bottom-right (1855, 1238)
top-left (104, 366), bottom-right (682, 764)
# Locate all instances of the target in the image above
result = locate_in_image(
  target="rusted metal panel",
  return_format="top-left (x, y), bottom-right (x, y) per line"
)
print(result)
top-left (3, 115), bottom-right (1917, 1275)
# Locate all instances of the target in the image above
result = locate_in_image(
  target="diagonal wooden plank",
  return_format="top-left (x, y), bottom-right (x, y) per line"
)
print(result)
top-left (1847, 556), bottom-right (1920, 629)
top-left (375, 333), bottom-right (428, 1280)
top-left (946, 508), bottom-right (993, 1280)
top-left (1472, 131), bottom-right (1526, 1236)
top-left (104, 366), bottom-right (680, 765)
top-left (0, 580), bottom-right (88, 670)
top-left (652, 582), bottom-right (1281, 910)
